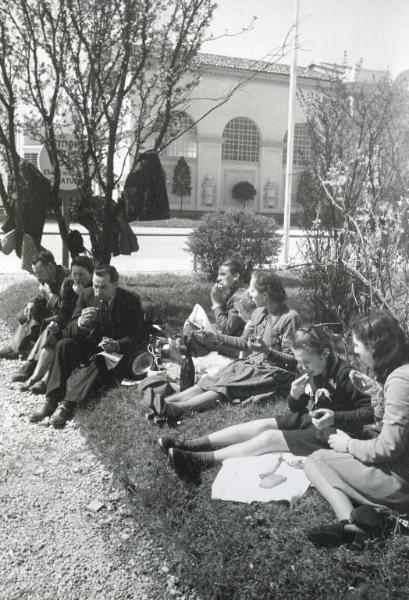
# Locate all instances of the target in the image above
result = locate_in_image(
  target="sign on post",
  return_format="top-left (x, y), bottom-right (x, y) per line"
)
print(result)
top-left (38, 139), bottom-right (78, 266)
top-left (37, 140), bottom-right (78, 191)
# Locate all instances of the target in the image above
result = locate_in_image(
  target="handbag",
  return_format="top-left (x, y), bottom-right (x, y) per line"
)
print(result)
top-left (138, 372), bottom-right (179, 407)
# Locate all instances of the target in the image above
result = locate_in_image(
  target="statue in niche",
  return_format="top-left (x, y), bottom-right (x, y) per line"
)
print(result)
top-left (263, 178), bottom-right (278, 208)
top-left (202, 174), bottom-right (216, 206)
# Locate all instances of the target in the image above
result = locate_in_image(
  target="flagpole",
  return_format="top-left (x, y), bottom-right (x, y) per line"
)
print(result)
top-left (282, 0), bottom-right (300, 266)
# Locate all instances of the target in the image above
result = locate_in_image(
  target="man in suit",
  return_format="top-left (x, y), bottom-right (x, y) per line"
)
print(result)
top-left (29, 265), bottom-right (146, 428)
top-left (0, 250), bottom-right (67, 363)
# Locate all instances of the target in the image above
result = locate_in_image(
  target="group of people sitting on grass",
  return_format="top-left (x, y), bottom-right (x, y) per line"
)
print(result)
top-left (1, 250), bottom-right (146, 428)
top-left (154, 262), bottom-right (409, 551)
top-left (2, 253), bottom-right (409, 551)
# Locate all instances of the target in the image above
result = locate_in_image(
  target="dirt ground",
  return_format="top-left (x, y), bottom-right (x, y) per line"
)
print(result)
top-left (0, 276), bottom-right (184, 600)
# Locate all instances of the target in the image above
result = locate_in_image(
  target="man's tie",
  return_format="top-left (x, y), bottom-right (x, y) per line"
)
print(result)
top-left (99, 300), bottom-right (111, 337)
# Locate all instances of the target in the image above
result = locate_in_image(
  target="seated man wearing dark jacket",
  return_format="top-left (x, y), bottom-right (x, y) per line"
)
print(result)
top-left (0, 250), bottom-right (67, 360)
top-left (30, 265), bottom-right (147, 428)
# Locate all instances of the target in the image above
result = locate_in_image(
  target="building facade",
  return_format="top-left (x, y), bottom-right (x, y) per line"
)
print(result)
top-left (17, 53), bottom-right (325, 219)
top-left (156, 54), bottom-right (324, 219)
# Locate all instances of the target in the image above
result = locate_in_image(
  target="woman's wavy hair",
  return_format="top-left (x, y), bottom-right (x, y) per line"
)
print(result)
top-left (292, 325), bottom-right (333, 355)
top-left (251, 270), bottom-right (287, 304)
top-left (350, 311), bottom-right (409, 383)
top-left (71, 255), bottom-right (94, 274)
top-left (231, 290), bottom-right (257, 320)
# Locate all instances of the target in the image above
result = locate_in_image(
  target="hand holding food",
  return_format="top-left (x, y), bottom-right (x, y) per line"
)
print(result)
top-left (311, 408), bottom-right (335, 430)
top-left (79, 306), bottom-right (99, 328)
top-left (290, 372), bottom-right (309, 399)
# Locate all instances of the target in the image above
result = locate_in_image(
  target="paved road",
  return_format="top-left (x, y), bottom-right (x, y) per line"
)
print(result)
top-left (0, 224), bottom-right (306, 275)
top-left (0, 226), bottom-right (194, 275)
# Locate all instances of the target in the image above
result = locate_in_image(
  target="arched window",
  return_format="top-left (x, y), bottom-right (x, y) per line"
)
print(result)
top-left (282, 123), bottom-right (311, 169)
top-left (162, 112), bottom-right (197, 159)
top-left (222, 117), bottom-right (259, 162)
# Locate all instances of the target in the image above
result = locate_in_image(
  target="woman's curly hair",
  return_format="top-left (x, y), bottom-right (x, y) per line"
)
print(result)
top-left (350, 311), bottom-right (409, 383)
top-left (251, 270), bottom-right (287, 304)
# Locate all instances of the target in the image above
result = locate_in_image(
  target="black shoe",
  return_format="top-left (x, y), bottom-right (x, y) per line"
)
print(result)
top-left (351, 505), bottom-right (382, 535)
top-left (29, 380), bottom-right (47, 395)
top-left (50, 401), bottom-right (75, 429)
top-left (11, 361), bottom-right (36, 382)
top-left (29, 397), bottom-right (59, 423)
top-left (158, 436), bottom-right (177, 455)
top-left (168, 448), bottom-right (202, 483)
top-left (0, 346), bottom-right (19, 360)
top-left (307, 522), bottom-right (358, 548)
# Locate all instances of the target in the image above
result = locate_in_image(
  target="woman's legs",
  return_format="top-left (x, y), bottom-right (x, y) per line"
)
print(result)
top-left (30, 348), bottom-right (54, 382)
top-left (169, 428), bottom-right (290, 476)
top-left (168, 428), bottom-right (291, 482)
top-left (164, 390), bottom-right (223, 415)
top-left (165, 385), bottom-right (207, 403)
top-left (159, 418), bottom-right (279, 453)
top-left (207, 418), bottom-right (278, 448)
top-left (305, 454), bottom-right (361, 533)
top-left (213, 429), bottom-right (289, 462)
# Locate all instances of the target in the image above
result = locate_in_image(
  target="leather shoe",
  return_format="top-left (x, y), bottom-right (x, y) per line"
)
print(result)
top-left (350, 505), bottom-right (382, 534)
top-left (29, 380), bottom-right (47, 395)
top-left (17, 379), bottom-right (34, 392)
top-left (168, 448), bottom-right (202, 483)
top-left (11, 360), bottom-right (36, 382)
top-left (29, 397), bottom-right (59, 423)
top-left (50, 401), bottom-right (75, 429)
top-left (0, 346), bottom-right (20, 360)
top-left (158, 436), bottom-right (177, 455)
top-left (307, 521), bottom-right (367, 550)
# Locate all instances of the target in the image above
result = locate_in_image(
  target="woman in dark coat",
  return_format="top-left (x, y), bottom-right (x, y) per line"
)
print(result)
top-left (18, 256), bottom-right (94, 394)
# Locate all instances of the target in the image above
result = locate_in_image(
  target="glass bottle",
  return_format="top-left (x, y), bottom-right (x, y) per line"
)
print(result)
top-left (179, 339), bottom-right (195, 391)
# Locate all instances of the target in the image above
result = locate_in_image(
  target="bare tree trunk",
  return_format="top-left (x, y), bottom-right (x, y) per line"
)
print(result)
top-left (0, 175), bottom-right (11, 216)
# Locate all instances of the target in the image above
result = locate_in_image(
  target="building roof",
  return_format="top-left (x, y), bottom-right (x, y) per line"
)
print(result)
top-left (196, 53), bottom-right (327, 81)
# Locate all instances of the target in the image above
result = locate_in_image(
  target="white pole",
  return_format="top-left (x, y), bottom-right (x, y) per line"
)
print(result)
top-left (282, 0), bottom-right (300, 266)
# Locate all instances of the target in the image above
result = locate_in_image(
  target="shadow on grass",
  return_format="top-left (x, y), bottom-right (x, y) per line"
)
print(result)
top-left (2, 276), bottom-right (409, 599)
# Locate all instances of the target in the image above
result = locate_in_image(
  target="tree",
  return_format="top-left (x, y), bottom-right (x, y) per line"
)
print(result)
top-left (0, 0), bottom-right (294, 263)
top-left (172, 156), bottom-right (191, 216)
top-left (297, 73), bottom-right (409, 326)
top-left (231, 181), bottom-right (256, 209)
top-left (0, 7), bottom-right (27, 226)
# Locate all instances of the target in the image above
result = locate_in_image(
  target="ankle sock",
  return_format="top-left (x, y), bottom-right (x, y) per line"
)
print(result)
top-left (182, 436), bottom-right (212, 452)
top-left (190, 450), bottom-right (216, 467)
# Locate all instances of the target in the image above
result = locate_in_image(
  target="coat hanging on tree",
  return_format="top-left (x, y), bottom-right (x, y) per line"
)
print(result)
top-left (2, 160), bottom-right (49, 253)
top-left (123, 151), bottom-right (170, 221)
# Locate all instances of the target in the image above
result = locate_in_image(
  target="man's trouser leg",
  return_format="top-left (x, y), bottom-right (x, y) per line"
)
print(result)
top-left (64, 356), bottom-right (119, 405)
top-left (46, 338), bottom-right (81, 402)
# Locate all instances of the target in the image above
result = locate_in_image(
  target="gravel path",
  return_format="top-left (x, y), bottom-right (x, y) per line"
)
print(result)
top-left (0, 276), bottom-right (177, 600)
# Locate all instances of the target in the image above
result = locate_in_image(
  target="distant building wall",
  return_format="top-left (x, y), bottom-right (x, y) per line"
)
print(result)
top-left (147, 54), bottom-right (323, 218)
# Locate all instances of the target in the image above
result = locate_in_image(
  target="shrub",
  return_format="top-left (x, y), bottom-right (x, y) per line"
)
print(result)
top-left (185, 210), bottom-right (282, 281)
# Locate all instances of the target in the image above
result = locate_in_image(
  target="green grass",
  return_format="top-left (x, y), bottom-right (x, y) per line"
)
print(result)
top-left (2, 274), bottom-right (409, 600)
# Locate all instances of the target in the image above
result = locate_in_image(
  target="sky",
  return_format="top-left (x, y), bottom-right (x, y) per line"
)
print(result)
top-left (204, 0), bottom-right (409, 78)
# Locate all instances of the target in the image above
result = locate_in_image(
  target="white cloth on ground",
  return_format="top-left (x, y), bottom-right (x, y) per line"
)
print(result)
top-left (193, 351), bottom-right (233, 379)
top-left (211, 453), bottom-right (310, 505)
